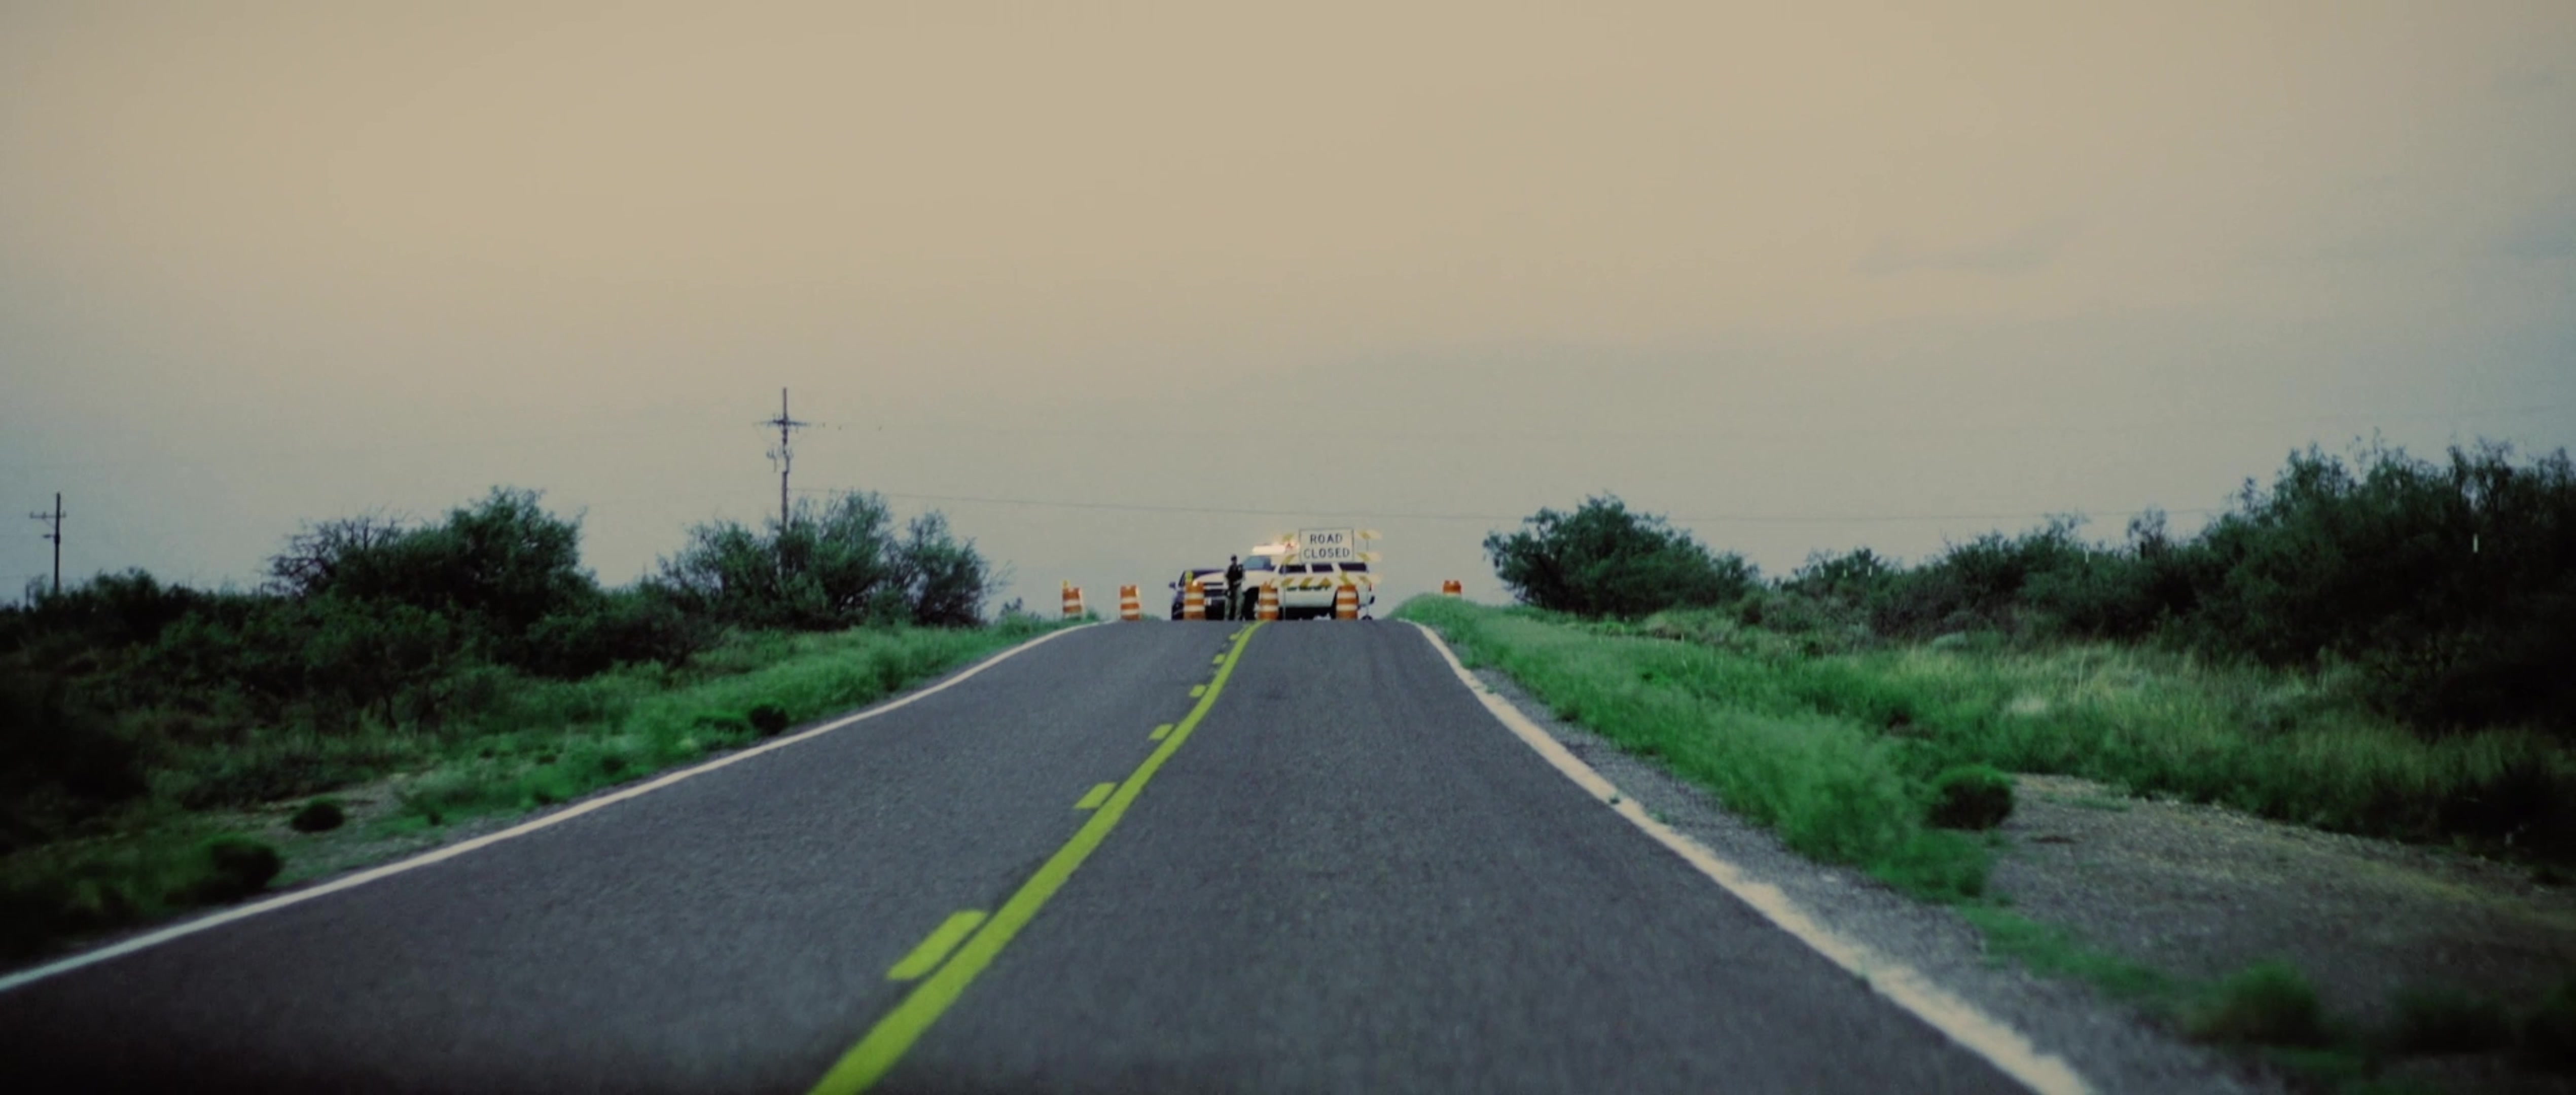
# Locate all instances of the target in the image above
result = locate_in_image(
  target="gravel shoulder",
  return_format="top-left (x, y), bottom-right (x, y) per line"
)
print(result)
top-left (1468, 665), bottom-right (2278, 1094)
top-left (2002, 775), bottom-right (2576, 1095)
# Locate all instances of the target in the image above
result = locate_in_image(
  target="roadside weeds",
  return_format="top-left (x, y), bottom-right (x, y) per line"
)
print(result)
top-left (1400, 598), bottom-right (2576, 1094)
top-left (1, 622), bottom-right (1063, 967)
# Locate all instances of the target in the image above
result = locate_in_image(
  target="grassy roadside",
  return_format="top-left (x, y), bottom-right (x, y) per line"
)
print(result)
top-left (0, 619), bottom-right (1064, 964)
top-left (1396, 596), bottom-right (2575, 1090)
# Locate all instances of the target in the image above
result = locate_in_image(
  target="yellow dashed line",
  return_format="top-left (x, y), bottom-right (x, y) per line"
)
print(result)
top-left (1073, 783), bottom-right (1115, 811)
top-left (1150, 723), bottom-right (1174, 741)
top-left (885, 910), bottom-right (987, 982)
top-left (805, 624), bottom-right (1264, 1094)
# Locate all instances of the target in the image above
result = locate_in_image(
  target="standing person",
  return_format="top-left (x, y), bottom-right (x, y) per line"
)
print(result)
top-left (1223, 555), bottom-right (1245, 622)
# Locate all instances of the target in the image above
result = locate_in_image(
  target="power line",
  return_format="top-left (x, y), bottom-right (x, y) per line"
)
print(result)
top-left (793, 486), bottom-right (2227, 526)
top-left (7, 399), bottom-right (2569, 477)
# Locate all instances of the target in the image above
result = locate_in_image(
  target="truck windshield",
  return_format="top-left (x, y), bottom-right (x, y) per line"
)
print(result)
top-left (1243, 557), bottom-right (1275, 571)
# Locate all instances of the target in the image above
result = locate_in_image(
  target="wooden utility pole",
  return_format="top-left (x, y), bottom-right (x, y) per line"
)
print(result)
top-left (761, 389), bottom-right (810, 530)
top-left (28, 492), bottom-right (61, 597)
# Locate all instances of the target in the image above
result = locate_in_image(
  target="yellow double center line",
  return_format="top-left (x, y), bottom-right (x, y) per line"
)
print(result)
top-left (806, 623), bottom-right (1265, 1094)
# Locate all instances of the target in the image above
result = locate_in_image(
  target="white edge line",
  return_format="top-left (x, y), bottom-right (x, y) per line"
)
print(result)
top-left (0, 624), bottom-right (1096, 996)
top-left (1406, 621), bottom-right (2093, 1095)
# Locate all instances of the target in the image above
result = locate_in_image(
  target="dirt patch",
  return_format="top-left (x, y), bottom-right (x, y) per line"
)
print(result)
top-left (2000, 774), bottom-right (2576, 1092)
top-left (211, 771), bottom-right (528, 889)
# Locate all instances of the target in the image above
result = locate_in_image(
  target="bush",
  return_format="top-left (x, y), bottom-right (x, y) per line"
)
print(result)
top-left (2189, 961), bottom-right (2330, 1047)
top-left (2524, 978), bottom-right (2576, 1072)
top-left (289, 797), bottom-right (346, 833)
top-left (519, 583), bottom-right (716, 678)
top-left (1712, 440), bottom-right (2576, 737)
top-left (1484, 495), bottom-right (1759, 619)
top-left (2386, 985), bottom-right (2514, 1055)
top-left (747, 702), bottom-right (791, 736)
top-left (659, 491), bottom-right (999, 630)
top-left (1927, 765), bottom-right (2015, 830)
top-left (266, 489), bottom-right (601, 675)
top-left (193, 836), bottom-right (282, 902)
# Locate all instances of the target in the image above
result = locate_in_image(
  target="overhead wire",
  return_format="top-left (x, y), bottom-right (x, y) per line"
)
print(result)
top-left (793, 486), bottom-right (2228, 525)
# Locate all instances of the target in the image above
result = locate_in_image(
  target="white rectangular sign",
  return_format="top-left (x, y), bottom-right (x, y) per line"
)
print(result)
top-left (1297, 527), bottom-right (1358, 564)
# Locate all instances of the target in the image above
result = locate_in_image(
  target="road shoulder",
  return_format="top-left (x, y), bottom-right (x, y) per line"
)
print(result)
top-left (1456, 659), bottom-right (2278, 1095)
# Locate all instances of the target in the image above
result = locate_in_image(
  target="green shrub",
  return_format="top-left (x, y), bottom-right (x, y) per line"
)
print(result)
top-left (1679, 441), bottom-right (2576, 736)
top-left (747, 703), bottom-right (791, 736)
top-left (193, 836), bottom-right (282, 902)
top-left (658, 491), bottom-right (999, 630)
top-left (288, 797), bottom-right (346, 833)
top-left (1483, 495), bottom-right (1759, 619)
top-left (2523, 978), bottom-right (2576, 1072)
top-left (1927, 765), bottom-right (2015, 830)
top-left (2386, 985), bottom-right (2513, 1055)
top-left (2189, 962), bottom-right (2329, 1047)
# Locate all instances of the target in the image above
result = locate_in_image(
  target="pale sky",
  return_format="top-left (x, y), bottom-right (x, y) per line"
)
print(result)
top-left (4, 1), bottom-right (2571, 610)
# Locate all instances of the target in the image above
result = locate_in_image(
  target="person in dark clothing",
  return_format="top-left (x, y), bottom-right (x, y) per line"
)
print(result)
top-left (1224, 555), bottom-right (1245, 622)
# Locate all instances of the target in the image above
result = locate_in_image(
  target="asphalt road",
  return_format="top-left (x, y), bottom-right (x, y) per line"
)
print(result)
top-left (0, 621), bottom-right (2027, 1094)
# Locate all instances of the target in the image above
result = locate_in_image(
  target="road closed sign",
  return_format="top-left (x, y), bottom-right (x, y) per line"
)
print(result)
top-left (1297, 528), bottom-right (1358, 564)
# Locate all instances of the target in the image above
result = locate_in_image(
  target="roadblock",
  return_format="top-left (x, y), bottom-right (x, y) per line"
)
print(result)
top-left (1061, 582), bottom-right (1084, 619)
top-left (1442, 579), bottom-right (1463, 597)
top-left (1333, 584), bottom-right (1359, 620)
top-left (1118, 585), bottom-right (1141, 622)
top-left (1182, 583), bottom-right (1206, 620)
top-left (1257, 583), bottom-right (1280, 620)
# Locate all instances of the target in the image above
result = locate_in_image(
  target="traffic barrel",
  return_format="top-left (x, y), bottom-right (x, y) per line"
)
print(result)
top-left (1333, 583), bottom-right (1359, 620)
top-left (1442, 579), bottom-right (1463, 597)
top-left (1061, 582), bottom-right (1084, 619)
top-left (1182, 582), bottom-right (1206, 620)
top-left (1118, 585), bottom-right (1141, 622)
top-left (1257, 582), bottom-right (1280, 620)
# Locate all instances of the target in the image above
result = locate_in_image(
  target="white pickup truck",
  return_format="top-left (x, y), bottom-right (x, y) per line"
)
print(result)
top-left (1269, 528), bottom-right (1379, 619)
top-left (1270, 560), bottom-right (1378, 619)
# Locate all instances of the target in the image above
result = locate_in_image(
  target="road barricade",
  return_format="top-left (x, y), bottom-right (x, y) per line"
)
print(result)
top-left (1061, 582), bottom-right (1084, 619)
top-left (1257, 583), bottom-right (1280, 620)
top-left (1442, 579), bottom-right (1463, 597)
top-left (1118, 585), bottom-right (1141, 622)
top-left (1182, 583), bottom-right (1206, 620)
top-left (1333, 584), bottom-right (1359, 620)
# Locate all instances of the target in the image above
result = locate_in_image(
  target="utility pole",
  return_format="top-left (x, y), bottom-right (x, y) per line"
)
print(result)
top-left (761, 388), bottom-right (810, 531)
top-left (28, 492), bottom-right (62, 597)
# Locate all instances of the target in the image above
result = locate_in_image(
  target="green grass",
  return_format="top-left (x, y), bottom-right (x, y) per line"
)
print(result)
top-left (0, 620), bottom-right (1060, 961)
top-left (2190, 961), bottom-right (2332, 1047)
top-left (1399, 596), bottom-right (2576, 1092)
top-left (1405, 599), bottom-right (2575, 863)
top-left (1958, 906), bottom-right (2176, 1005)
top-left (1396, 597), bottom-right (1991, 900)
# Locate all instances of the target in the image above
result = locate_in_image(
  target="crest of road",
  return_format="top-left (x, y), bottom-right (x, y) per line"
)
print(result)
top-left (0, 622), bottom-right (2040, 1093)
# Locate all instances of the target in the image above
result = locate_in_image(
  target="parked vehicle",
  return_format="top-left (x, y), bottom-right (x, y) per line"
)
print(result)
top-left (1168, 555), bottom-right (1274, 619)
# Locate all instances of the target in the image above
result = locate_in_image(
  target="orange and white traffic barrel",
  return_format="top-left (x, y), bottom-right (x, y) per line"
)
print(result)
top-left (1442, 579), bottom-right (1463, 597)
top-left (1118, 585), bottom-right (1141, 622)
top-left (1061, 582), bottom-right (1084, 619)
top-left (1333, 583), bottom-right (1359, 620)
top-left (1182, 582), bottom-right (1206, 620)
top-left (1257, 582), bottom-right (1280, 620)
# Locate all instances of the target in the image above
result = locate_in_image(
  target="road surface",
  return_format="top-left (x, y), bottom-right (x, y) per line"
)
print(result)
top-left (0, 622), bottom-right (2032, 1093)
